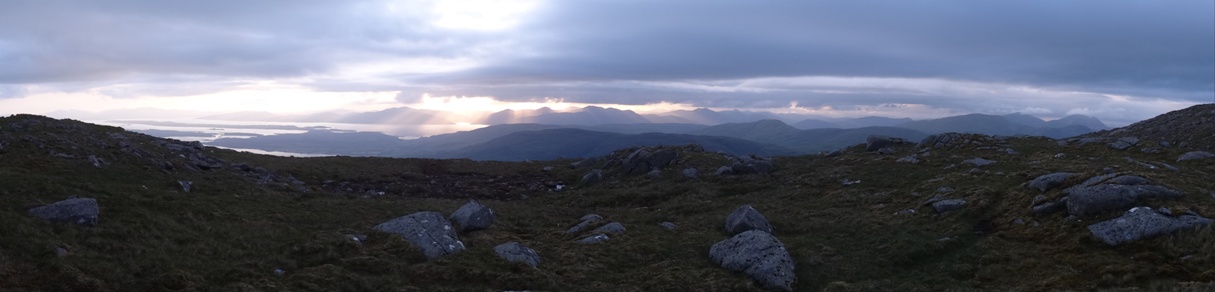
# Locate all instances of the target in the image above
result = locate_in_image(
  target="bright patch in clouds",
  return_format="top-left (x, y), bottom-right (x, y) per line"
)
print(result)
top-left (431, 0), bottom-right (540, 31)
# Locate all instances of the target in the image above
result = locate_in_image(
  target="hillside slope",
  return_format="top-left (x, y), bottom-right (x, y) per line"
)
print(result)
top-left (2, 110), bottom-right (1214, 291)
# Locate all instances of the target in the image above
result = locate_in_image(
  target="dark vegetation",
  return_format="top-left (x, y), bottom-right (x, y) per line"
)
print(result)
top-left (2, 104), bottom-right (1213, 291)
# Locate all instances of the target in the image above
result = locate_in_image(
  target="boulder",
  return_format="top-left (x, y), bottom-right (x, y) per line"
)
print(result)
top-left (1087, 207), bottom-right (1211, 246)
top-left (178, 180), bottom-right (193, 192)
top-left (1107, 137), bottom-right (1139, 150)
top-left (576, 234), bottom-right (610, 244)
top-left (580, 170), bottom-right (603, 184)
top-left (450, 200), bottom-right (496, 231)
top-left (1028, 172), bottom-right (1076, 192)
top-left (592, 222), bottom-right (626, 235)
top-left (932, 199), bottom-right (967, 213)
top-left (659, 222), bottom-right (678, 230)
top-left (1177, 151), bottom-right (1215, 162)
top-left (646, 169), bottom-right (662, 178)
top-left (962, 158), bottom-right (996, 167)
top-left (866, 135), bottom-right (894, 152)
top-left (877, 147), bottom-right (895, 155)
top-left (1066, 184), bottom-right (1182, 216)
top-left (566, 214), bottom-right (604, 234)
top-left (27, 198), bottom-right (99, 226)
top-left (725, 205), bottom-right (774, 235)
top-left (682, 168), bottom-right (699, 179)
top-left (715, 166), bottom-right (735, 176)
top-left (494, 242), bottom-right (541, 268)
top-left (373, 212), bottom-right (465, 260)
top-left (709, 230), bottom-right (796, 292)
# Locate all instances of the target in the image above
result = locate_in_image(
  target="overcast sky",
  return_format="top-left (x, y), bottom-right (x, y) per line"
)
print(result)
top-left (1, 0), bottom-right (1211, 126)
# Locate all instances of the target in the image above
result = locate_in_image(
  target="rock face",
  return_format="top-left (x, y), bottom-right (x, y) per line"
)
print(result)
top-left (709, 230), bottom-right (796, 292)
top-left (725, 205), bottom-right (774, 235)
top-left (450, 200), bottom-right (496, 231)
top-left (1177, 151), bottom-right (1215, 162)
top-left (494, 242), bottom-right (541, 268)
top-left (27, 198), bottom-right (100, 226)
top-left (1087, 207), bottom-right (1211, 246)
top-left (1065, 174), bottom-right (1182, 216)
top-left (1028, 172), bottom-right (1076, 192)
top-left (373, 212), bottom-right (465, 260)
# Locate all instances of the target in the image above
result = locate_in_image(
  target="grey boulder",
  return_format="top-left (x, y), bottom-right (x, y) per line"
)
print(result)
top-left (576, 234), bottom-right (610, 244)
top-left (1028, 172), bottom-right (1076, 192)
top-left (962, 158), bottom-right (996, 167)
top-left (450, 200), bottom-right (496, 231)
top-left (566, 214), bottom-right (604, 234)
top-left (373, 211), bottom-right (465, 260)
top-left (27, 198), bottom-right (99, 226)
top-left (1177, 151), bottom-right (1215, 162)
top-left (932, 199), bottom-right (967, 213)
top-left (725, 205), bottom-right (774, 235)
top-left (591, 222), bottom-right (626, 235)
top-left (709, 230), bottom-right (796, 292)
top-left (1087, 207), bottom-right (1211, 246)
top-left (494, 242), bottom-right (541, 268)
top-left (866, 135), bottom-right (894, 152)
top-left (580, 170), bottom-right (604, 184)
top-left (1065, 178), bottom-right (1182, 216)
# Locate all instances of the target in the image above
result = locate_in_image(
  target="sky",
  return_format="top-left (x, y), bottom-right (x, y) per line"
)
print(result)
top-left (0, 0), bottom-right (1212, 126)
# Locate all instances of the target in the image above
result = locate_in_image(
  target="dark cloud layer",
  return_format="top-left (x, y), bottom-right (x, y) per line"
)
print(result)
top-left (1, 0), bottom-right (1211, 125)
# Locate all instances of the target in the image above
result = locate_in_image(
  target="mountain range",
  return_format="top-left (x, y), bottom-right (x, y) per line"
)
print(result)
top-left (207, 110), bottom-right (1108, 160)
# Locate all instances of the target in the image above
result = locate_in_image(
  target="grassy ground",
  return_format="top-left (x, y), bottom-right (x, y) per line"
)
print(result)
top-left (2, 115), bottom-right (1214, 291)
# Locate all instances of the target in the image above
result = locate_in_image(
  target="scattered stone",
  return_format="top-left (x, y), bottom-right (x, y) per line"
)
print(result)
top-left (87, 155), bottom-right (102, 167)
top-left (592, 222), bottom-right (626, 235)
top-left (1177, 151), bottom-right (1215, 162)
top-left (731, 156), bottom-right (774, 174)
top-left (566, 214), bottom-right (604, 234)
top-left (646, 169), bottom-right (662, 178)
top-left (450, 200), bottom-right (496, 232)
top-left (1087, 207), bottom-right (1211, 246)
top-left (894, 209), bottom-right (916, 215)
top-left (682, 168), bottom-right (699, 179)
top-left (724, 205), bottom-right (774, 236)
top-left (715, 166), bottom-right (734, 176)
top-left (1028, 172), bottom-right (1077, 192)
top-left (659, 222), bottom-right (678, 230)
top-left (541, 166), bottom-right (554, 172)
top-left (373, 211), bottom-right (465, 260)
top-left (580, 170), bottom-right (603, 184)
top-left (962, 158), bottom-right (996, 167)
top-left (936, 187), bottom-right (954, 194)
top-left (178, 180), bottom-right (193, 192)
top-left (576, 234), bottom-right (610, 244)
top-left (1004, 148), bottom-right (1018, 155)
top-left (27, 198), bottom-right (99, 226)
top-left (932, 199), bottom-right (967, 213)
top-left (896, 155), bottom-right (920, 164)
top-left (866, 135), bottom-right (894, 152)
top-left (55, 247), bottom-right (70, 257)
top-left (494, 242), bottom-right (541, 268)
top-left (273, 268), bottom-right (285, 276)
top-left (969, 168), bottom-right (983, 174)
top-left (709, 230), bottom-right (796, 292)
top-left (877, 147), bottom-right (895, 155)
top-left (841, 179), bottom-right (861, 186)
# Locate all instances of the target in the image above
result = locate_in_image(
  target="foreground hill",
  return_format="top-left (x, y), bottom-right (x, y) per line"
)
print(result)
top-left (2, 105), bottom-right (1214, 291)
top-left (447, 128), bottom-right (797, 161)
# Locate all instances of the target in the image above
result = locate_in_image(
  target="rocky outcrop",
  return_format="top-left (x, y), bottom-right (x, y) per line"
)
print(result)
top-left (27, 198), bottom-right (100, 226)
top-left (450, 200), bottom-right (495, 231)
top-left (709, 230), bottom-right (796, 292)
top-left (1107, 137), bottom-right (1139, 150)
top-left (373, 212), bottom-right (465, 260)
top-left (1177, 151), bottom-right (1215, 162)
top-left (1028, 172), bottom-right (1076, 192)
top-left (725, 205), bottom-right (774, 235)
top-left (730, 155), bottom-right (774, 175)
top-left (1064, 174), bottom-right (1182, 216)
top-left (580, 170), bottom-right (604, 184)
top-left (866, 135), bottom-right (894, 152)
top-left (494, 242), bottom-right (541, 268)
top-left (1087, 207), bottom-right (1211, 246)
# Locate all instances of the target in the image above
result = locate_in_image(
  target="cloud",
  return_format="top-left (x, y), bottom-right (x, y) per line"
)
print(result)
top-left (0, 0), bottom-right (1210, 127)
